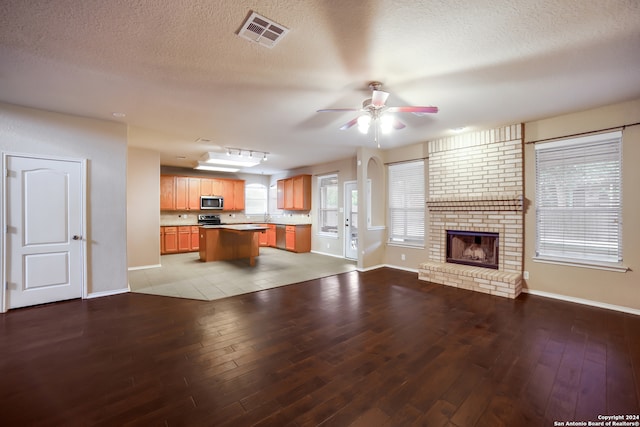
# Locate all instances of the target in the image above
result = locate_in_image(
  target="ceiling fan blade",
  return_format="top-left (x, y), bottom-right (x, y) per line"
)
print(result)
top-left (386, 106), bottom-right (439, 114)
top-left (317, 108), bottom-right (360, 113)
top-left (339, 117), bottom-right (359, 130)
top-left (392, 118), bottom-right (406, 130)
top-left (371, 90), bottom-right (390, 107)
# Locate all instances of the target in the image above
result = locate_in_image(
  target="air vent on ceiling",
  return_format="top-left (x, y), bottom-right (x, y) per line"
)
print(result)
top-left (238, 11), bottom-right (289, 48)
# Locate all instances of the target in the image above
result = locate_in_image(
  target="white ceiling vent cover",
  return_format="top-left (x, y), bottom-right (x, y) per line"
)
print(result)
top-left (238, 11), bottom-right (289, 48)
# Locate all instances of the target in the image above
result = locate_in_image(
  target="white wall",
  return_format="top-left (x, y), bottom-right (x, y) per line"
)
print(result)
top-left (0, 102), bottom-right (129, 298)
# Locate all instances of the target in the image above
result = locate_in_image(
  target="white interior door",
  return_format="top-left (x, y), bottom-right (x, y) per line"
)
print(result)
top-left (4, 154), bottom-right (84, 309)
top-left (344, 181), bottom-right (358, 260)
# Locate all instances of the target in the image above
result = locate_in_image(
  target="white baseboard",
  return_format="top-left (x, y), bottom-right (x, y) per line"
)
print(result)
top-left (86, 288), bottom-right (129, 299)
top-left (310, 250), bottom-right (351, 260)
top-left (523, 288), bottom-right (640, 316)
top-left (383, 264), bottom-right (419, 274)
top-left (128, 264), bottom-right (161, 271)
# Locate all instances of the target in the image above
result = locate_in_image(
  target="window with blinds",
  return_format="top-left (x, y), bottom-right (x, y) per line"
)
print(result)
top-left (245, 183), bottom-right (268, 215)
top-left (318, 174), bottom-right (338, 236)
top-left (388, 160), bottom-right (425, 246)
top-left (535, 131), bottom-right (622, 265)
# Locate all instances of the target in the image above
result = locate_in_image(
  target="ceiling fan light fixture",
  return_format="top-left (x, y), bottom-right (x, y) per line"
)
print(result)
top-left (380, 115), bottom-right (394, 134)
top-left (357, 115), bottom-right (371, 134)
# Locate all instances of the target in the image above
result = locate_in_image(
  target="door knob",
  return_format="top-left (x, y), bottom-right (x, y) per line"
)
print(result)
top-left (72, 235), bottom-right (82, 240)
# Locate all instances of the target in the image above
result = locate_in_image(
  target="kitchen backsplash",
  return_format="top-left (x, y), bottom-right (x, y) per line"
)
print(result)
top-left (160, 211), bottom-right (312, 226)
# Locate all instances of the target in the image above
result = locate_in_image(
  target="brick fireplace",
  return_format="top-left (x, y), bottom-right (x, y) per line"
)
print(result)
top-left (418, 124), bottom-right (524, 298)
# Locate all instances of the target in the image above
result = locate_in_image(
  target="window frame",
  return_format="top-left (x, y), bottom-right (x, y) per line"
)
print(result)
top-left (534, 130), bottom-right (623, 269)
top-left (387, 159), bottom-right (425, 247)
top-left (317, 173), bottom-right (339, 237)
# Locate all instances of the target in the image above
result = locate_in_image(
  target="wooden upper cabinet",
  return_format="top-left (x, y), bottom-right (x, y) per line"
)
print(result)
top-left (160, 175), bottom-right (175, 210)
top-left (160, 175), bottom-right (244, 211)
top-left (221, 179), bottom-right (235, 210)
top-left (277, 174), bottom-right (311, 211)
top-left (293, 175), bottom-right (311, 210)
top-left (200, 178), bottom-right (212, 196)
top-left (188, 178), bottom-right (201, 210)
top-left (284, 179), bottom-right (294, 210)
top-left (233, 180), bottom-right (245, 210)
top-left (174, 177), bottom-right (188, 210)
top-left (219, 179), bottom-right (245, 211)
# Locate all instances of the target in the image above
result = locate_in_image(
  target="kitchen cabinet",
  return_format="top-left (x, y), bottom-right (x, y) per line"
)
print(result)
top-left (178, 226), bottom-right (191, 252)
top-left (190, 226), bottom-right (200, 251)
top-left (267, 224), bottom-right (276, 247)
top-left (188, 178), bottom-right (201, 210)
top-left (233, 180), bottom-right (245, 210)
top-left (174, 177), bottom-right (200, 210)
top-left (160, 225), bottom-right (201, 254)
top-left (161, 175), bottom-right (244, 211)
top-left (284, 179), bottom-right (294, 209)
top-left (200, 178), bottom-right (223, 197)
top-left (285, 224), bottom-right (311, 253)
top-left (221, 178), bottom-right (245, 211)
top-left (258, 224), bottom-right (269, 246)
top-left (162, 226), bottom-right (178, 254)
top-left (174, 177), bottom-right (188, 210)
top-left (160, 175), bottom-right (175, 210)
top-left (277, 174), bottom-right (311, 211)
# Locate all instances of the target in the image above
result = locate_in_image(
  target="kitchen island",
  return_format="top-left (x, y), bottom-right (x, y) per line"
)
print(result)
top-left (199, 224), bottom-right (268, 266)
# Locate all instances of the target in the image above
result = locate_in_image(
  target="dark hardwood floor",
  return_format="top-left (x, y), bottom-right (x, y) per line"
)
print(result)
top-left (1, 268), bottom-right (639, 426)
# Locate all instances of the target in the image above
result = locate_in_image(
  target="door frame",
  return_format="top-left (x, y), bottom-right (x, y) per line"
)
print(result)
top-left (1, 152), bottom-right (88, 313)
top-left (344, 180), bottom-right (358, 260)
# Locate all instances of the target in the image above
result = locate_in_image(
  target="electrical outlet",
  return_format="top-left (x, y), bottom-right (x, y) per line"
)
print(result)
top-left (327, 243), bottom-right (330, 249)
top-left (401, 254), bottom-right (406, 261)
top-left (523, 271), bottom-right (530, 280)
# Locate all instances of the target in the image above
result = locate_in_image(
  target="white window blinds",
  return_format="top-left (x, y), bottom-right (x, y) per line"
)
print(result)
top-left (318, 174), bottom-right (338, 236)
top-left (388, 160), bottom-right (425, 246)
top-left (535, 131), bottom-right (622, 264)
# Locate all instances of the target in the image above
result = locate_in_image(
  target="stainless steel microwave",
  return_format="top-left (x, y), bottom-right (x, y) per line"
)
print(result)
top-left (200, 195), bottom-right (223, 210)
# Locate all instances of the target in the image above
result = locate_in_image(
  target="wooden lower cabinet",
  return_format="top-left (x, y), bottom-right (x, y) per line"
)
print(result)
top-left (285, 224), bottom-right (311, 253)
top-left (162, 227), bottom-right (178, 254)
top-left (161, 226), bottom-right (199, 254)
top-left (267, 224), bottom-right (276, 247)
top-left (191, 226), bottom-right (200, 251)
top-left (162, 224), bottom-right (311, 254)
top-left (258, 224), bottom-right (269, 246)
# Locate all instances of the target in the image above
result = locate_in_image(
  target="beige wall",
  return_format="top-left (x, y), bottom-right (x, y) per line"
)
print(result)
top-left (0, 102), bottom-right (129, 297)
top-left (523, 98), bottom-right (640, 312)
top-left (271, 157), bottom-right (357, 258)
top-left (381, 142), bottom-right (429, 271)
top-left (127, 147), bottom-right (160, 268)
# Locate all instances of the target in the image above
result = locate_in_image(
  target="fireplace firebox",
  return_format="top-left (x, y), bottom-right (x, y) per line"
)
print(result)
top-left (446, 230), bottom-right (499, 269)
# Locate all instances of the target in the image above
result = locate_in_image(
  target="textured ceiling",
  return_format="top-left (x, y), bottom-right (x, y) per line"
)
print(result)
top-left (1, 0), bottom-right (639, 174)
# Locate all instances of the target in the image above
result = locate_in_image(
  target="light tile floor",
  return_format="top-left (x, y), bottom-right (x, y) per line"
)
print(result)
top-left (128, 247), bottom-right (357, 301)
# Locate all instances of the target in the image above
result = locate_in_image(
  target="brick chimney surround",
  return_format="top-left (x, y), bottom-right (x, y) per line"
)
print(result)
top-left (419, 124), bottom-right (524, 299)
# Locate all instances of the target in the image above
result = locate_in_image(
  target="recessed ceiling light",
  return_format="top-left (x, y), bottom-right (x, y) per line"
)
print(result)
top-left (452, 126), bottom-right (466, 133)
top-left (194, 162), bottom-right (240, 173)
top-left (111, 112), bottom-right (126, 118)
top-left (176, 156), bottom-right (187, 160)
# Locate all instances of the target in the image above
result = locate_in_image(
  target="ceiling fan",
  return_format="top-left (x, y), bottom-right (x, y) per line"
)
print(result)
top-left (317, 82), bottom-right (438, 147)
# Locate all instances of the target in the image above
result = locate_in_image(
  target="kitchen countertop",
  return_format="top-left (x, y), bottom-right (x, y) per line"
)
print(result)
top-left (200, 224), bottom-right (268, 231)
top-left (162, 222), bottom-right (311, 227)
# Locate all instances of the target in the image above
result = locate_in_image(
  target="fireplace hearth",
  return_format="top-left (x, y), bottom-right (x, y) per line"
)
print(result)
top-left (446, 230), bottom-right (499, 269)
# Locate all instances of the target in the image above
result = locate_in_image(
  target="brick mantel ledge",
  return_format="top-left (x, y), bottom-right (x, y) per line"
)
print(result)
top-left (426, 193), bottom-right (523, 211)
